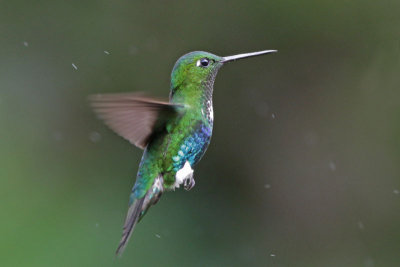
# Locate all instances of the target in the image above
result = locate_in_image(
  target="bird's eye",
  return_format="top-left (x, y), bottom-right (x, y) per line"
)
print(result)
top-left (196, 58), bottom-right (210, 67)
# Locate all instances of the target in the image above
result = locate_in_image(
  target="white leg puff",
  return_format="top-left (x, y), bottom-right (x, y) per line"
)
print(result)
top-left (175, 161), bottom-right (195, 190)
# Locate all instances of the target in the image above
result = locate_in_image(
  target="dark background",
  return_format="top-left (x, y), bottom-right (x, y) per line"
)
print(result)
top-left (1, 0), bottom-right (399, 266)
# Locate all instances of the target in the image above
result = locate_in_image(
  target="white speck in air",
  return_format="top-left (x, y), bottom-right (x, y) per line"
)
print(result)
top-left (394, 189), bottom-right (399, 195)
top-left (95, 223), bottom-right (99, 228)
top-left (305, 131), bottom-right (319, 146)
top-left (155, 234), bottom-right (161, 238)
top-left (270, 254), bottom-right (276, 257)
top-left (271, 113), bottom-right (276, 119)
top-left (72, 63), bottom-right (78, 70)
top-left (264, 184), bottom-right (271, 189)
top-left (254, 101), bottom-right (269, 117)
top-left (364, 258), bottom-right (374, 267)
top-left (129, 45), bottom-right (138, 55)
top-left (89, 131), bottom-right (102, 143)
top-left (358, 221), bottom-right (365, 230)
top-left (145, 37), bottom-right (159, 51)
top-left (52, 131), bottom-right (64, 141)
top-left (23, 41), bottom-right (29, 47)
top-left (329, 161), bottom-right (336, 171)
top-left (104, 50), bottom-right (110, 55)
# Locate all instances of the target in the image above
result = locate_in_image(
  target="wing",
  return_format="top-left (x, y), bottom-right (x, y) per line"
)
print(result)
top-left (89, 93), bottom-right (183, 149)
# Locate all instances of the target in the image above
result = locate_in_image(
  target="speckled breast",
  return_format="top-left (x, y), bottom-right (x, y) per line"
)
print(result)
top-left (171, 122), bottom-right (213, 172)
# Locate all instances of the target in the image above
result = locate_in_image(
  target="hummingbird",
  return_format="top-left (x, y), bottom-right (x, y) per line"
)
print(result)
top-left (90, 49), bottom-right (277, 255)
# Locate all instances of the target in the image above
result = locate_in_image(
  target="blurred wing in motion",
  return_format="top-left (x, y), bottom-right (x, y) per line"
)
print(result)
top-left (89, 93), bottom-right (183, 149)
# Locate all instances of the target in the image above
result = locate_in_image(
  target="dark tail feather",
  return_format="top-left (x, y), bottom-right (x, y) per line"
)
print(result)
top-left (115, 197), bottom-right (145, 256)
top-left (115, 176), bottom-right (164, 256)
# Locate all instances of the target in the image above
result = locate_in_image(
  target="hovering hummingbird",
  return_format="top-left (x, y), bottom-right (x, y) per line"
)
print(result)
top-left (90, 49), bottom-right (277, 255)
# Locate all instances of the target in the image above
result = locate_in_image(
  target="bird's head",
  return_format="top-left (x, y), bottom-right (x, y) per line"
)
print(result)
top-left (170, 50), bottom-right (277, 101)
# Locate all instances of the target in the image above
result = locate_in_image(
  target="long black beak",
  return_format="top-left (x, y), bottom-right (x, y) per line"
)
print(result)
top-left (220, 50), bottom-right (277, 63)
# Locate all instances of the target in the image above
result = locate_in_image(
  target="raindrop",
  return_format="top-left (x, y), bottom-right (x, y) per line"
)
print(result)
top-left (155, 234), bottom-right (161, 238)
top-left (72, 63), bottom-right (78, 70)
top-left (129, 45), bottom-right (138, 55)
top-left (393, 189), bottom-right (399, 195)
top-left (23, 41), bottom-right (29, 47)
top-left (329, 161), bottom-right (336, 171)
top-left (270, 254), bottom-right (276, 257)
top-left (95, 223), bottom-right (99, 228)
top-left (264, 184), bottom-right (271, 189)
top-left (254, 101), bottom-right (269, 117)
top-left (357, 221), bottom-right (364, 230)
top-left (52, 131), bottom-right (64, 142)
top-left (104, 50), bottom-right (110, 55)
top-left (145, 37), bottom-right (159, 51)
top-left (304, 131), bottom-right (319, 146)
top-left (364, 258), bottom-right (374, 267)
top-left (89, 131), bottom-right (102, 143)
top-left (271, 113), bottom-right (276, 119)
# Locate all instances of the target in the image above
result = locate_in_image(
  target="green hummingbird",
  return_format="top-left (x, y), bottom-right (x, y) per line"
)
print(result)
top-left (90, 49), bottom-right (277, 255)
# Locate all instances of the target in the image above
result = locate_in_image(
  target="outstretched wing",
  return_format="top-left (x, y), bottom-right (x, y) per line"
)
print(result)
top-left (89, 93), bottom-right (182, 149)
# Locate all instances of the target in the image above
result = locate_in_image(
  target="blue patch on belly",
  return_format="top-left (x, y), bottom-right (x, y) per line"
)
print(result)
top-left (172, 123), bottom-right (212, 172)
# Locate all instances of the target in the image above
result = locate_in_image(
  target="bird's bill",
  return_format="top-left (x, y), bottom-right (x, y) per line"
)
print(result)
top-left (221, 50), bottom-right (277, 63)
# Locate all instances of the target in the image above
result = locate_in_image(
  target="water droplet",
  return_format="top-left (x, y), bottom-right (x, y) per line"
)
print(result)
top-left (129, 45), bottom-right (138, 55)
top-left (358, 221), bottom-right (364, 230)
top-left (89, 131), bottom-right (102, 143)
top-left (104, 50), bottom-right (110, 55)
top-left (254, 101), bottom-right (269, 117)
top-left (52, 131), bottom-right (64, 141)
top-left (394, 189), bottom-right (399, 195)
top-left (264, 184), bottom-right (271, 189)
top-left (95, 223), bottom-right (99, 228)
top-left (270, 253), bottom-right (276, 257)
top-left (304, 131), bottom-right (319, 146)
top-left (364, 258), bottom-right (374, 267)
top-left (145, 37), bottom-right (159, 51)
top-left (329, 161), bottom-right (336, 171)
top-left (155, 234), bottom-right (161, 238)
top-left (271, 113), bottom-right (276, 119)
top-left (72, 63), bottom-right (78, 70)
top-left (23, 41), bottom-right (29, 47)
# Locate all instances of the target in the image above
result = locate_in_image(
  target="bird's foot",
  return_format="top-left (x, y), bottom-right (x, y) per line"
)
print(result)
top-left (175, 161), bottom-right (195, 190)
top-left (183, 174), bottom-right (195, 191)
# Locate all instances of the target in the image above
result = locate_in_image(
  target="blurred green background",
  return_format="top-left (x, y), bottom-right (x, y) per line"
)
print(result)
top-left (1, 0), bottom-right (399, 266)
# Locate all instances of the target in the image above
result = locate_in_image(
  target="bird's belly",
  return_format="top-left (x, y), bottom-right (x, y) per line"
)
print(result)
top-left (171, 123), bottom-right (212, 171)
top-left (160, 121), bottom-right (212, 188)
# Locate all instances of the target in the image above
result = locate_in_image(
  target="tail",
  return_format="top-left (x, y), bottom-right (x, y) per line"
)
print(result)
top-left (115, 175), bottom-right (164, 256)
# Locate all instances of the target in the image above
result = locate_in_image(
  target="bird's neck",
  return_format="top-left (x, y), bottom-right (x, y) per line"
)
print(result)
top-left (170, 82), bottom-right (214, 124)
